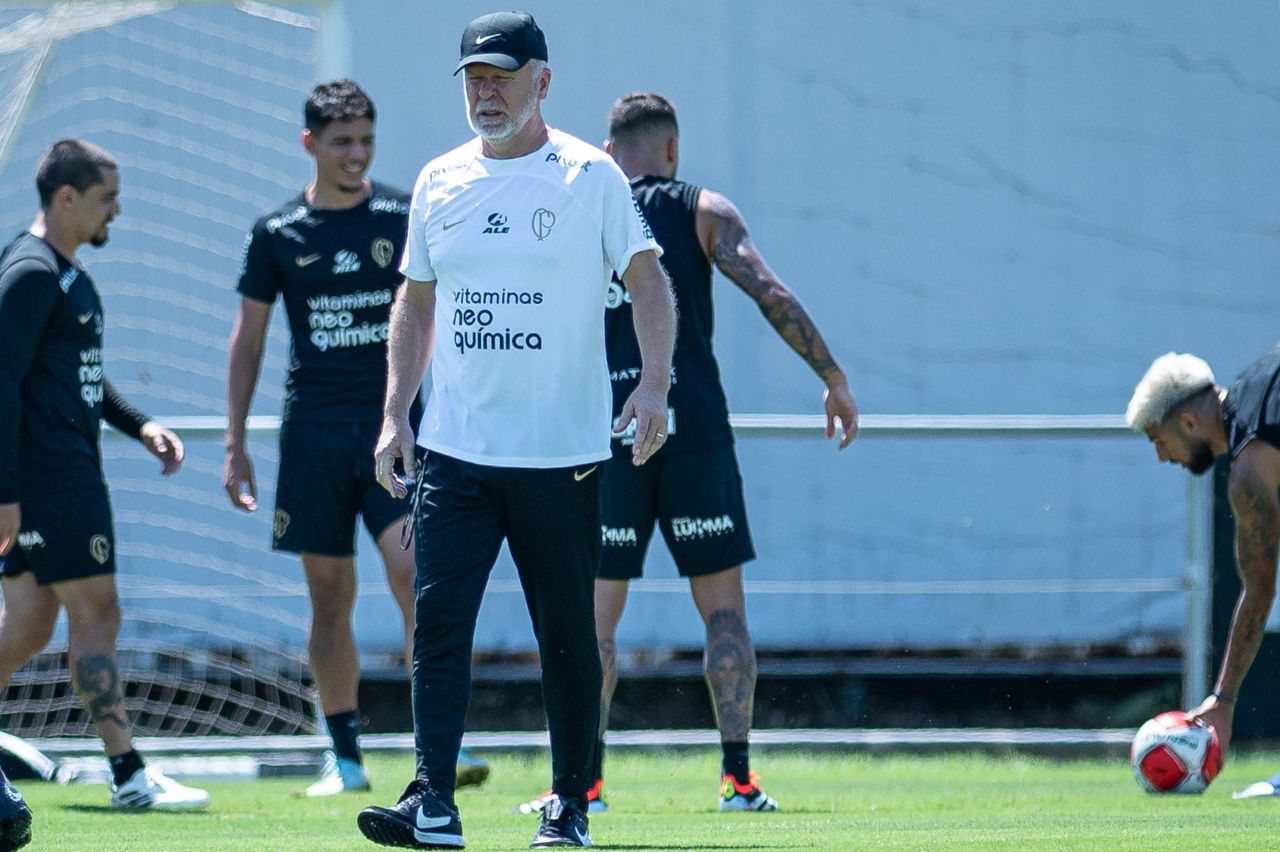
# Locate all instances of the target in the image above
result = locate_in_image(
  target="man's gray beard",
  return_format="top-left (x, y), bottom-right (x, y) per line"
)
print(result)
top-left (468, 89), bottom-right (539, 144)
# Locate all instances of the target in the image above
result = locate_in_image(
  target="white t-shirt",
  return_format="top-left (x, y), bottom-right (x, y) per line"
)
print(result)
top-left (402, 128), bottom-right (661, 468)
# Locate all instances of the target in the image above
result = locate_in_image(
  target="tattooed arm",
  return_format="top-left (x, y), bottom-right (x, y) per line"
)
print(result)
top-left (695, 189), bottom-right (858, 448)
top-left (1191, 442), bottom-right (1280, 754)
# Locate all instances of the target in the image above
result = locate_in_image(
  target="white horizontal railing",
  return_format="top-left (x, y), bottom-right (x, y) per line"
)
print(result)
top-left (105, 413), bottom-right (1212, 706)
top-left (118, 412), bottom-right (1132, 439)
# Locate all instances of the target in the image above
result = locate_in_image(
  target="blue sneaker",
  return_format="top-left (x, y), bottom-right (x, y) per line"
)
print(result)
top-left (303, 751), bottom-right (371, 797)
top-left (455, 750), bottom-right (489, 789)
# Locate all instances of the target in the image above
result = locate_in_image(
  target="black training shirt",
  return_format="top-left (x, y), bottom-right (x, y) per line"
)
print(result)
top-left (605, 175), bottom-right (733, 458)
top-left (238, 182), bottom-right (417, 423)
top-left (0, 232), bottom-right (111, 499)
top-left (1223, 344), bottom-right (1280, 459)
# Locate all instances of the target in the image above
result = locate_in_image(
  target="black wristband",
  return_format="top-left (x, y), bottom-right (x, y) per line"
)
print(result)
top-left (1212, 690), bottom-right (1236, 705)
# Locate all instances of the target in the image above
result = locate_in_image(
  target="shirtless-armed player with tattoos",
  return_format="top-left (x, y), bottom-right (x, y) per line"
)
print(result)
top-left (1127, 350), bottom-right (1280, 799)
top-left (519, 91), bottom-right (859, 816)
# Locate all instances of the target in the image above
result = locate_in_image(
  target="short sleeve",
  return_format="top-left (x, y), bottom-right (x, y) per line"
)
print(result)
top-left (399, 173), bottom-right (436, 283)
top-left (598, 159), bottom-right (662, 278)
top-left (236, 221), bottom-right (281, 303)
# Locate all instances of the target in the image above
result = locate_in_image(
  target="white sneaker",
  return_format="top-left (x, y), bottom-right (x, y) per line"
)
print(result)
top-left (303, 751), bottom-right (370, 797)
top-left (110, 767), bottom-right (211, 810)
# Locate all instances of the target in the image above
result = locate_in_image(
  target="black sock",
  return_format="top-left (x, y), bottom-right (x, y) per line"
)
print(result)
top-left (326, 710), bottom-right (362, 762)
top-left (109, 750), bottom-right (145, 786)
top-left (722, 741), bottom-right (750, 786)
top-left (592, 738), bottom-right (605, 783)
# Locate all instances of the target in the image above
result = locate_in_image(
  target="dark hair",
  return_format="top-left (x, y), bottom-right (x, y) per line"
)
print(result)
top-left (304, 79), bottom-right (376, 134)
top-left (1168, 384), bottom-right (1219, 423)
top-left (607, 92), bottom-right (678, 141)
top-left (35, 139), bottom-right (116, 208)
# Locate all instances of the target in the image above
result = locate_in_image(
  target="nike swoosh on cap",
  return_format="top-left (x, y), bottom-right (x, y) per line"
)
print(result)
top-left (475, 33), bottom-right (501, 45)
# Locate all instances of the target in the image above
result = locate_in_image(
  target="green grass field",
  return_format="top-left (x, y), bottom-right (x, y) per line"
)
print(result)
top-left (15, 748), bottom-right (1280, 850)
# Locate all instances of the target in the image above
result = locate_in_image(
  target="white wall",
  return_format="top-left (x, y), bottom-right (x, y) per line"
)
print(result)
top-left (347, 1), bottom-right (1280, 652)
top-left (2, 1), bottom-right (1276, 656)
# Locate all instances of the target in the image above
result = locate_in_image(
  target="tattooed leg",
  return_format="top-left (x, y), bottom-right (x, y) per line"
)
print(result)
top-left (55, 575), bottom-right (133, 754)
top-left (73, 654), bottom-right (130, 737)
top-left (690, 568), bottom-right (756, 742)
top-left (702, 609), bottom-right (756, 741)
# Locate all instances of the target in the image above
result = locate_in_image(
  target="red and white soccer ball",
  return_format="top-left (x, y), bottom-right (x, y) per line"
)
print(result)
top-left (1131, 710), bottom-right (1223, 794)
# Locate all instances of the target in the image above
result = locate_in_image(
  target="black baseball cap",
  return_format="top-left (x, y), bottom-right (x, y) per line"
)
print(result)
top-left (455, 12), bottom-right (548, 75)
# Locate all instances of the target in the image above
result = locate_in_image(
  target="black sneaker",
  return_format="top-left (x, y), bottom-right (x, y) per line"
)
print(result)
top-left (0, 771), bottom-right (31, 852)
top-left (530, 795), bottom-right (591, 848)
top-left (357, 780), bottom-right (464, 849)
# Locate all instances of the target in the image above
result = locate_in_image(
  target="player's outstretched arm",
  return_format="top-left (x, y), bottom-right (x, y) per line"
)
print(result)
top-left (696, 189), bottom-right (858, 449)
top-left (223, 297), bottom-right (272, 510)
top-left (617, 249), bottom-right (676, 466)
top-left (1192, 444), bottom-right (1280, 755)
top-left (375, 280), bottom-right (435, 497)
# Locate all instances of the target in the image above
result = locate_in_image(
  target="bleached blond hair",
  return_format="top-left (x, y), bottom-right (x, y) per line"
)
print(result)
top-left (1125, 352), bottom-right (1216, 432)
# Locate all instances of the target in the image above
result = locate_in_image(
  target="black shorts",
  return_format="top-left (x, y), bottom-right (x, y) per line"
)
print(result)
top-left (598, 447), bottom-right (755, 581)
top-left (1, 484), bottom-right (116, 585)
top-left (273, 420), bottom-right (413, 557)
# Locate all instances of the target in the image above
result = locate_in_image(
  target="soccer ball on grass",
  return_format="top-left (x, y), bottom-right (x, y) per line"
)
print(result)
top-left (1131, 710), bottom-right (1223, 794)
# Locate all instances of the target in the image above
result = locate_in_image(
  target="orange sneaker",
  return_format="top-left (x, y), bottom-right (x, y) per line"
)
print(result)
top-left (518, 778), bottom-right (608, 814)
top-left (719, 771), bottom-right (778, 811)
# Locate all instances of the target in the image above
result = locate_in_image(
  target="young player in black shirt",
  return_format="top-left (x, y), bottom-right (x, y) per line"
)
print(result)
top-left (521, 92), bottom-right (859, 815)
top-left (0, 139), bottom-right (209, 813)
top-left (1127, 348), bottom-right (1280, 799)
top-left (223, 80), bottom-right (487, 796)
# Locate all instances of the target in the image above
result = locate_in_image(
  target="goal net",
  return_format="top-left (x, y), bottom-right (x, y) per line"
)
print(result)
top-left (0, 2), bottom-right (328, 740)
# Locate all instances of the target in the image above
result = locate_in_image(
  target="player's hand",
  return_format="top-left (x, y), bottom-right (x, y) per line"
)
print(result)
top-left (140, 421), bottom-right (184, 475)
top-left (1191, 694), bottom-right (1235, 758)
top-left (0, 502), bottom-right (19, 556)
top-left (615, 379), bottom-right (669, 466)
top-left (823, 379), bottom-right (859, 450)
top-left (222, 443), bottom-right (258, 512)
top-left (375, 415), bottom-right (417, 498)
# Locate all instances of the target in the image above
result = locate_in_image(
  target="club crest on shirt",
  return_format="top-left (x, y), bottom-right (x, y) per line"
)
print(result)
top-left (531, 208), bottom-right (556, 241)
top-left (274, 509), bottom-right (291, 541)
top-left (89, 534), bottom-right (111, 565)
top-left (371, 238), bottom-right (394, 269)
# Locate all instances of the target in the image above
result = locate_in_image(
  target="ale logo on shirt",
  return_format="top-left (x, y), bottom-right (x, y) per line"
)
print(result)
top-left (371, 238), bottom-right (394, 268)
top-left (482, 212), bottom-right (510, 235)
top-left (531, 208), bottom-right (556, 241)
